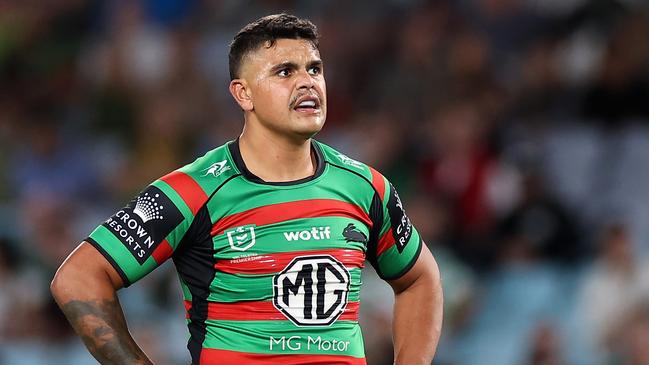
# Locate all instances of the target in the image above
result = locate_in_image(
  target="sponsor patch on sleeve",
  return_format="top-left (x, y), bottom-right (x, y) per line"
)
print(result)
top-left (386, 183), bottom-right (413, 253)
top-left (101, 186), bottom-right (183, 264)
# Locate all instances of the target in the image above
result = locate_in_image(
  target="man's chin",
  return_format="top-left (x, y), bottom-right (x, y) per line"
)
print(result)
top-left (293, 118), bottom-right (325, 137)
top-left (296, 127), bottom-right (322, 140)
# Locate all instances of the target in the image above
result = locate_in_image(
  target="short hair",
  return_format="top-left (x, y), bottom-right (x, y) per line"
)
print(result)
top-left (229, 13), bottom-right (319, 80)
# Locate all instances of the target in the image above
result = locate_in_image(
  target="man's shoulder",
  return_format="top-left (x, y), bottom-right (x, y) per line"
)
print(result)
top-left (315, 140), bottom-right (387, 197)
top-left (316, 140), bottom-right (369, 175)
top-left (166, 141), bottom-right (240, 194)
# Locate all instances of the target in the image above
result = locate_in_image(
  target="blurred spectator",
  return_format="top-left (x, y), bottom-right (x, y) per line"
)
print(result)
top-left (526, 322), bottom-right (565, 365)
top-left (607, 306), bottom-right (649, 365)
top-left (576, 224), bottom-right (649, 362)
top-left (582, 12), bottom-right (649, 126)
top-left (496, 172), bottom-right (583, 265)
top-left (10, 113), bottom-right (100, 201)
top-left (416, 99), bottom-right (509, 268)
top-left (0, 237), bottom-right (43, 339)
top-left (369, 2), bottom-right (452, 120)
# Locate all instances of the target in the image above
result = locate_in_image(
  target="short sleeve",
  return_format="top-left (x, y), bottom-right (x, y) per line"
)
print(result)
top-left (86, 173), bottom-right (205, 286)
top-left (367, 175), bottom-right (422, 280)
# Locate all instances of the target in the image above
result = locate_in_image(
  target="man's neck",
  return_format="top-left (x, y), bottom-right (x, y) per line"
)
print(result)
top-left (238, 127), bottom-right (316, 183)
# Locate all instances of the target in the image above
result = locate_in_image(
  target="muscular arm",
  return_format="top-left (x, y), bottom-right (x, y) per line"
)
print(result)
top-left (51, 242), bottom-right (153, 365)
top-left (389, 244), bottom-right (443, 365)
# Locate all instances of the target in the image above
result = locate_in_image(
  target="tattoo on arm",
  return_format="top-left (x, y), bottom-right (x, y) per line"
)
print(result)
top-left (60, 297), bottom-right (152, 365)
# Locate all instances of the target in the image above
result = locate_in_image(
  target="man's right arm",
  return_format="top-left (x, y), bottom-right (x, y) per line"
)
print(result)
top-left (51, 241), bottom-right (153, 365)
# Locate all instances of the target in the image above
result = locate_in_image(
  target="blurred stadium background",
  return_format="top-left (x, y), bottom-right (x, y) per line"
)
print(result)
top-left (2, 0), bottom-right (649, 364)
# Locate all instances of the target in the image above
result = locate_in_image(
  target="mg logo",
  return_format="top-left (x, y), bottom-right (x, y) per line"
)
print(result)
top-left (273, 255), bottom-right (350, 326)
top-left (225, 225), bottom-right (256, 251)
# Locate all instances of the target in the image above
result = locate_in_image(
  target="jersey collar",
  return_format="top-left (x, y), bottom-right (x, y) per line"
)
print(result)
top-left (228, 138), bottom-right (325, 186)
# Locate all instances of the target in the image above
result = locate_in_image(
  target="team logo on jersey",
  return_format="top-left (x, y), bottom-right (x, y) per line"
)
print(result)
top-left (202, 160), bottom-right (231, 178)
top-left (102, 186), bottom-right (183, 264)
top-left (273, 255), bottom-right (350, 326)
top-left (342, 223), bottom-right (367, 244)
top-left (335, 153), bottom-right (364, 169)
top-left (225, 224), bottom-right (256, 251)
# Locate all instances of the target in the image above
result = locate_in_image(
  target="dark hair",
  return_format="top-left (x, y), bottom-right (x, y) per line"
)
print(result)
top-left (229, 13), bottom-right (319, 80)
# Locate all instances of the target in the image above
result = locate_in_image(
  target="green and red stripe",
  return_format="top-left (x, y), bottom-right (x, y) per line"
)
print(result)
top-left (211, 199), bottom-right (372, 236)
top-left (151, 239), bottom-right (174, 264)
top-left (199, 348), bottom-right (366, 365)
top-left (369, 167), bottom-right (386, 200)
top-left (185, 300), bottom-right (360, 322)
top-left (376, 228), bottom-right (395, 257)
top-left (161, 170), bottom-right (208, 215)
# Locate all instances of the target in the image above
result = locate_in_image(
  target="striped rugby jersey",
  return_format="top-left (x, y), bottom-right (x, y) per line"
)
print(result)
top-left (87, 139), bottom-right (422, 364)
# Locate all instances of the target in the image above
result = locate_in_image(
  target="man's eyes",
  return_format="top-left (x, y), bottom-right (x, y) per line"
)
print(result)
top-left (276, 66), bottom-right (321, 77)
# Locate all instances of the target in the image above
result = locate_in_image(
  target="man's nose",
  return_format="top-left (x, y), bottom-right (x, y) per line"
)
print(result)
top-left (295, 69), bottom-right (315, 89)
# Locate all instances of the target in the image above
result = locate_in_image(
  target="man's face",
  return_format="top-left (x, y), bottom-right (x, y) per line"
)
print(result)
top-left (236, 38), bottom-right (327, 140)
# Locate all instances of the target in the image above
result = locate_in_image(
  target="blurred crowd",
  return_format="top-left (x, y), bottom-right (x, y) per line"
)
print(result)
top-left (2, 0), bottom-right (649, 364)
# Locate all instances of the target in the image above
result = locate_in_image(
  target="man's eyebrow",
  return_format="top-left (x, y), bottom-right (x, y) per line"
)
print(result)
top-left (270, 60), bottom-right (323, 73)
top-left (270, 62), bottom-right (299, 73)
top-left (308, 59), bottom-right (323, 68)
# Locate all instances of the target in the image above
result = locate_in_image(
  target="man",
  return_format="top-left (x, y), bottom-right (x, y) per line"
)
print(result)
top-left (51, 13), bottom-right (443, 365)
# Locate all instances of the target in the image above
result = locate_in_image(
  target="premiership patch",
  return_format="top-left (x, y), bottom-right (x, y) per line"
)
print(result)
top-left (386, 183), bottom-right (412, 253)
top-left (102, 186), bottom-right (183, 264)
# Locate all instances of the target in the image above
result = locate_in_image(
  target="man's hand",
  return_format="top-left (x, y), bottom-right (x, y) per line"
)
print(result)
top-left (51, 242), bottom-right (153, 365)
top-left (389, 244), bottom-right (443, 365)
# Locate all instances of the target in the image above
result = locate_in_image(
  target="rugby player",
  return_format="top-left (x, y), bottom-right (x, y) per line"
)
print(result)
top-left (51, 13), bottom-right (443, 365)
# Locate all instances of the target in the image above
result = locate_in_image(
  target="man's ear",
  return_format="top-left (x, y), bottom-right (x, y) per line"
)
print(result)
top-left (229, 79), bottom-right (253, 111)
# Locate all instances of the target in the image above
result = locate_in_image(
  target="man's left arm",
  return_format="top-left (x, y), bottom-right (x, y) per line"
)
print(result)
top-left (388, 244), bottom-right (443, 365)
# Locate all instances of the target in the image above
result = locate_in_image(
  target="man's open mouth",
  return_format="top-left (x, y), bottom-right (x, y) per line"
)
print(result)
top-left (292, 95), bottom-right (321, 112)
